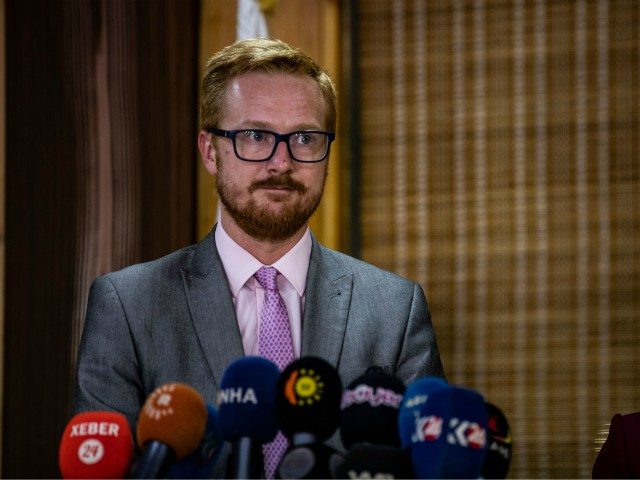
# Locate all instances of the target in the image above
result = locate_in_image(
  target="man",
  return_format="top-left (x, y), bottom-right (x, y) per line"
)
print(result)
top-left (592, 412), bottom-right (640, 478)
top-left (74, 37), bottom-right (445, 477)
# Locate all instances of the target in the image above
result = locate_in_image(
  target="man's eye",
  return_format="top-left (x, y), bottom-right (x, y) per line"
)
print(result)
top-left (242, 131), bottom-right (267, 142)
top-left (294, 133), bottom-right (313, 145)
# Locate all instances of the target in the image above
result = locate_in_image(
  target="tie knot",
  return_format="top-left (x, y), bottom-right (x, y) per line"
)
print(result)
top-left (254, 266), bottom-right (278, 291)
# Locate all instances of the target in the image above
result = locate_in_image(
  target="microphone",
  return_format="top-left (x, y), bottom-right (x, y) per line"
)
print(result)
top-left (482, 401), bottom-right (513, 479)
top-left (131, 382), bottom-right (207, 479)
top-left (400, 382), bottom-right (488, 479)
top-left (274, 356), bottom-right (343, 479)
top-left (397, 375), bottom-right (449, 449)
top-left (335, 368), bottom-right (408, 479)
top-left (333, 443), bottom-right (415, 479)
top-left (276, 356), bottom-right (343, 445)
top-left (340, 366), bottom-right (406, 448)
top-left (217, 356), bottom-right (280, 479)
top-left (58, 411), bottom-right (133, 479)
top-left (276, 443), bottom-right (343, 479)
top-left (166, 404), bottom-right (225, 479)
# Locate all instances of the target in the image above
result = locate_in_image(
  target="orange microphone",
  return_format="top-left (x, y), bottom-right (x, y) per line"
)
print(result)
top-left (131, 382), bottom-right (208, 478)
top-left (58, 411), bottom-right (133, 479)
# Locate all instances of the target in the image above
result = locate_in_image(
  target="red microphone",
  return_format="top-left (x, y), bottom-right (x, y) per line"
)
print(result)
top-left (58, 411), bottom-right (133, 479)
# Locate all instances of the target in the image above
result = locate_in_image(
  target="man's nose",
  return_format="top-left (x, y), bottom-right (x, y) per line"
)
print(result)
top-left (266, 139), bottom-right (294, 170)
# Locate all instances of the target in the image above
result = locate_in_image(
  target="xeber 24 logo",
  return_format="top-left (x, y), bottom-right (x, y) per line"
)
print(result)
top-left (68, 420), bottom-right (122, 466)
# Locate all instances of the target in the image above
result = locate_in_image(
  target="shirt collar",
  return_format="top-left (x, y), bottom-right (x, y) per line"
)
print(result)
top-left (215, 223), bottom-right (312, 297)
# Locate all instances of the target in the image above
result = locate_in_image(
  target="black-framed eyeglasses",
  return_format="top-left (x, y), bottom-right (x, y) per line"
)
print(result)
top-left (208, 128), bottom-right (335, 163)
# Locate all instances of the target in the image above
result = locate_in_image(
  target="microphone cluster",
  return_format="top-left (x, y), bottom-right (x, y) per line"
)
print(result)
top-left (59, 357), bottom-right (512, 479)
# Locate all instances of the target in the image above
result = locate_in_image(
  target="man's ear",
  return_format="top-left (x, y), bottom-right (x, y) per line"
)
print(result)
top-left (198, 130), bottom-right (218, 176)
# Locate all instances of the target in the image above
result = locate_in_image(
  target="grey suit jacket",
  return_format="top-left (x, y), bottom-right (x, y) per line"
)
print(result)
top-left (74, 227), bottom-right (444, 471)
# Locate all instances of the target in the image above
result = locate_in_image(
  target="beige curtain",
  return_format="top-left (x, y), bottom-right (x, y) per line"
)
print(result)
top-left (356, 0), bottom-right (639, 477)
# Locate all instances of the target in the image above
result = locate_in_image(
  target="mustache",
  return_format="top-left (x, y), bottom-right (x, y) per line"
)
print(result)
top-left (249, 176), bottom-right (307, 194)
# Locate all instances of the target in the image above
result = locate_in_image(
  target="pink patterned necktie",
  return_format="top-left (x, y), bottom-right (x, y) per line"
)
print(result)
top-left (254, 266), bottom-right (294, 479)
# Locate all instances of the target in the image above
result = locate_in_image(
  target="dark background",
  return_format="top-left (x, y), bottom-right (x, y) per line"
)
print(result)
top-left (4, 0), bottom-right (199, 476)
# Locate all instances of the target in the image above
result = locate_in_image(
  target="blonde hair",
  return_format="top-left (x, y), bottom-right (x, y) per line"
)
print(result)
top-left (200, 38), bottom-right (337, 132)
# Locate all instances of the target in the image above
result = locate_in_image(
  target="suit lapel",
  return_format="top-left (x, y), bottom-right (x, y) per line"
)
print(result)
top-left (181, 228), bottom-right (245, 388)
top-left (301, 238), bottom-right (353, 366)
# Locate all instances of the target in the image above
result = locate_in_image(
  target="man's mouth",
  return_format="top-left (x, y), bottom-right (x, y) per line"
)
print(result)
top-left (250, 177), bottom-right (306, 194)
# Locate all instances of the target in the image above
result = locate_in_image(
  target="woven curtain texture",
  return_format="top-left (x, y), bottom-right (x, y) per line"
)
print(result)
top-left (357, 0), bottom-right (639, 477)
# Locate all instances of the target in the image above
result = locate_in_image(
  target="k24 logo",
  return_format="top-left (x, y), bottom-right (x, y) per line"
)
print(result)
top-left (411, 415), bottom-right (444, 442)
top-left (446, 418), bottom-right (486, 449)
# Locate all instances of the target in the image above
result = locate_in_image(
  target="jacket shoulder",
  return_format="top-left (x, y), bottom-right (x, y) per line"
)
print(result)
top-left (313, 242), bottom-right (416, 288)
top-left (103, 243), bottom-right (198, 287)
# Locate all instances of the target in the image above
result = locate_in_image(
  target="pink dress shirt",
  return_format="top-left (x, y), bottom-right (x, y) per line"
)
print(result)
top-left (214, 223), bottom-right (311, 357)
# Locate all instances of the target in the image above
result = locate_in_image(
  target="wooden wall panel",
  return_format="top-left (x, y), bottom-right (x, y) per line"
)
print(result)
top-left (197, 0), bottom-right (237, 241)
top-left (4, 3), bottom-right (77, 475)
top-left (3, 1), bottom-right (198, 476)
top-left (266, 0), bottom-right (343, 251)
top-left (0, 0), bottom-right (5, 469)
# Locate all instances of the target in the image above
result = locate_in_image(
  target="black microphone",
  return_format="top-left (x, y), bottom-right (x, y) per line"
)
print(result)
top-left (131, 383), bottom-right (208, 479)
top-left (274, 356), bottom-right (344, 479)
top-left (334, 367), bottom-right (409, 479)
top-left (333, 443), bottom-right (415, 479)
top-left (217, 356), bottom-right (280, 479)
top-left (277, 442), bottom-right (344, 479)
top-left (340, 366), bottom-right (406, 449)
top-left (483, 401), bottom-right (513, 479)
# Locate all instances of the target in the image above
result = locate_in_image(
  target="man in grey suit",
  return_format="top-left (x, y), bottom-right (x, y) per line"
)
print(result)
top-left (74, 37), bottom-right (444, 476)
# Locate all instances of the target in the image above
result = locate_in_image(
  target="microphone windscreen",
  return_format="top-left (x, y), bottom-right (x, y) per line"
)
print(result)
top-left (276, 443), bottom-right (343, 479)
top-left (409, 385), bottom-right (488, 479)
top-left (398, 376), bottom-right (449, 448)
top-left (340, 366), bottom-right (405, 448)
top-left (58, 411), bottom-right (133, 479)
top-left (275, 356), bottom-right (343, 442)
top-left (166, 404), bottom-right (225, 479)
top-left (217, 355), bottom-right (280, 443)
top-left (334, 443), bottom-right (415, 479)
top-left (136, 383), bottom-right (207, 460)
top-left (483, 401), bottom-right (513, 479)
